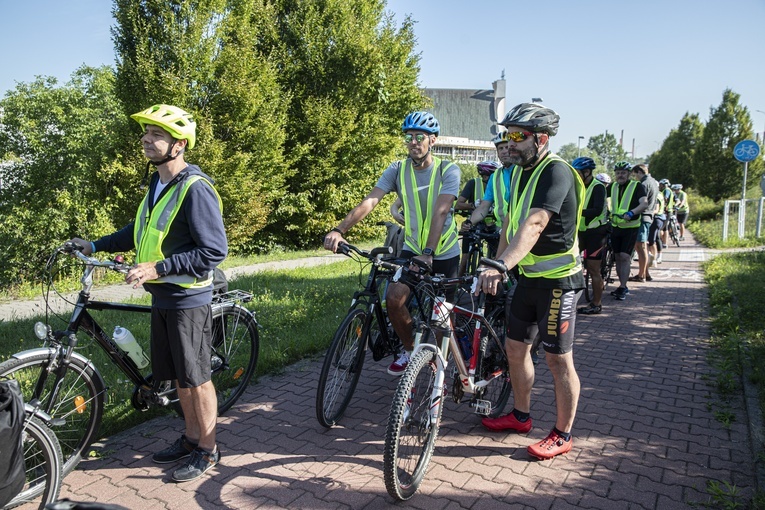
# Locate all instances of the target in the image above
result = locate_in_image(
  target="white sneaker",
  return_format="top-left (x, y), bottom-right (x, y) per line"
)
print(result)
top-left (656, 255), bottom-right (663, 264)
top-left (387, 352), bottom-right (410, 376)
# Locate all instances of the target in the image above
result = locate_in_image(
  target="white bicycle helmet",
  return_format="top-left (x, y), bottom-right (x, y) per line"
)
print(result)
top-left (595, 173), bottom-right (612, 184)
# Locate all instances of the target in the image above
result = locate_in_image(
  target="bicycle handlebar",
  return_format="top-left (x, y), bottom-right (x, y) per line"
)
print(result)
top-left (59, 242), bottom-right (131, 274)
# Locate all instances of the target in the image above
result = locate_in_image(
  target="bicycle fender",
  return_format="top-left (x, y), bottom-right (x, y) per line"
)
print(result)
top-left (9, 348), bottom-right (107, 391)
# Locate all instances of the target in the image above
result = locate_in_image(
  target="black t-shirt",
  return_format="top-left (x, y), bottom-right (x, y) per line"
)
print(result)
top-left (459, 178), bottom-right (478, 202)
top-left (514, 159), bottom-right (584, 290)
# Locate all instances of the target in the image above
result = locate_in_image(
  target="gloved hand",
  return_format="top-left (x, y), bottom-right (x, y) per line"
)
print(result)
top-left (623, 211), bottom-right (635, 220)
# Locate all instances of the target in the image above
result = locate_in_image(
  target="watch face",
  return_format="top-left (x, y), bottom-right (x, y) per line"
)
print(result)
top-left (422, 248), bottom-right (434, 256)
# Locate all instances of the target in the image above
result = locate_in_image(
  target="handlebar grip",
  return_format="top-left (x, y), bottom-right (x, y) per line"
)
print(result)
top-left (479, 258), bottom-right (509, 274)
top-left (369, 246), bottom-right (393, 257)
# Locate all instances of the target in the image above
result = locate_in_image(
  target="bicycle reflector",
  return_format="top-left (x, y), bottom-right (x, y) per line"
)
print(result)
top-left (74, 395), bottom-right (87, 414)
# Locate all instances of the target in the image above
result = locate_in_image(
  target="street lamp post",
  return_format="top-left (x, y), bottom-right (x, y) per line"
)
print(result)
top-left (577, 136), bottom-right (584, 158)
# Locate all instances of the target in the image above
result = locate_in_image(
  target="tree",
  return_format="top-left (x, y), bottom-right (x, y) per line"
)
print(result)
top-left (557, 143), bottom-right (600, 165)
top-left (649, 113), bottom-right (704, 187)
top-left (694, 89), bottom-right (764, 201)
top-left (586, 132), bottom-right (629, 170)
top-left (0, 67), bottom-right (126, 286)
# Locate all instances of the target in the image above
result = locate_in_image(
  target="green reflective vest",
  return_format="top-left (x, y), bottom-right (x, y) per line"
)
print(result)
top-left (675, 190), bottom-right (689, 212)
top-left (399, 157), bottom-right (459, 256)
top-left (610, 181), bottom-right (640, 228)
top-left (505, 154), bottom-right (584, 279)
top-left (656, 192), bottom-right (666, 217)
top-left (134, 174), bottom-right (223, 288)
top-left (579, 179), bottom-right (609, 231)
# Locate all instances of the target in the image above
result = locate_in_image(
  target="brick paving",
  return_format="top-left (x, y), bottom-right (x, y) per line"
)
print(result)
top-left (16, 237), bottom-right (759, 508)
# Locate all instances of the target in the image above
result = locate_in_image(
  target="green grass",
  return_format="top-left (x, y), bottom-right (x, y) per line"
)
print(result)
top-left (703, 250), bottom-right (765, 508)
top-left (0, 257), bottom-right (372, 440)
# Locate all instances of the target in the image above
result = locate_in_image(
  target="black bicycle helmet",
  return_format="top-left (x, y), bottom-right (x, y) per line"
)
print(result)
top-left (499, 103), bottom-right (560, 136)
top-left (572, 157), bottom-right (597, 172)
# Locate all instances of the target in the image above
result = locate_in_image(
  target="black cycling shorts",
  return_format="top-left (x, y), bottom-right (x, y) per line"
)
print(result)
top-left (579, 225), bottom-right (609, 260)
top-left (610, 226), bottom-right (639, 255)
top-left (151, 304), bottom-right (213, 388)
top-left (676, 212), bottom-right (688, 225)
top-left (506, 286), bottom-right (580, 354)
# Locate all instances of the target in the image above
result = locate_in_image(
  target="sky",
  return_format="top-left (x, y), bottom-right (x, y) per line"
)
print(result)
top-left (1, 0), bottom-right (764, 158)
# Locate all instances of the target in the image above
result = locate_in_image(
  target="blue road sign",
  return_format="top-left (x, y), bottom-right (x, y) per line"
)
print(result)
top-left (734, 140), bottom-right (761, 162)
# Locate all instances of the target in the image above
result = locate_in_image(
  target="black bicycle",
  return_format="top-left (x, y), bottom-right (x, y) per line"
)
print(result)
top-left (583, 231), bottom-right (615, 304)
top-left (315, 244), bottom-right (418, 428)
top-left (667, 214), bottom-right (681, 248)
top-left (462, 223), bottom-right (500, 276)
top-left (0, 243), bottom-right (259, 476)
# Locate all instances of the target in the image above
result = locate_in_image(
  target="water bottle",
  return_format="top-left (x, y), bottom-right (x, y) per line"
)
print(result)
top-left (458, 333), bottom-right (472, 360)
top-left (113, 326), bottom-right (150, 369)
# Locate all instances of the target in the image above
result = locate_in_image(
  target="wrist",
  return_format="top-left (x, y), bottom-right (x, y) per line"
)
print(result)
top-left (330, 227), bottom-right (345, 236)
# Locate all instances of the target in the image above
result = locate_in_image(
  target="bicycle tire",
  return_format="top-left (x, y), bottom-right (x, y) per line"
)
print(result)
top-left (383, 349), bottom-right (442, 501)
top-left (583, 265), bottom-right (593, 303)
top-left (0, 352), bottom-right (104, 476)
top-left (670, 222), bottom-right (680, 248)
top-left (602, 247), bottom-right (615, 288)
top-left (209, 303), bottom-right (260, 415)
top-left (475, 320), bottom-right (511, 418)
top-left (315, 307), bottom-right (368, 428)
top-left (3, 415), bottom-right (63, 509)
top-left (466, 247), bottom-right (481, 276)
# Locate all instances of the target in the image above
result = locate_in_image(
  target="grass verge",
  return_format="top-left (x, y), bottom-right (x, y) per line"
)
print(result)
top-left (704, 250), bottom-right (765, 509)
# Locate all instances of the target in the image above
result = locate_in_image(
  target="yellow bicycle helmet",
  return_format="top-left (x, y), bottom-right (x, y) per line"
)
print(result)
top-left (130, 104), bottom-right (196, 149)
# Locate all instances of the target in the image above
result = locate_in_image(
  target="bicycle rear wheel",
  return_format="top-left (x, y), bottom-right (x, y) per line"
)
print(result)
top-left (583, 265), bottom-right (594, 303)
top-left (4, 415), bottom-right (63, 509)
top-left (0, 352), bottom-right (104, 476)
top-left (383, 349), bottom-right (441, 501)
top-left (670, 221), bottom-right (680, 248)
top-left (316, 307), bottom-right (368, 428)
top-left (475, 320), bottom-right (511, 418)
top-left (209, 303), bottom-right (260, 414)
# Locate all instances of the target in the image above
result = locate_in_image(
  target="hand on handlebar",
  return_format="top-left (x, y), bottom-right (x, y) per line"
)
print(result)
top-left (125, 261), bottom-right (160, 289)
top-left (323, 230), bottom-right (346, 253)
top-left (476, 257), bottom-right (509, 296)
top-left (66, 238), bottom-right (92, 256)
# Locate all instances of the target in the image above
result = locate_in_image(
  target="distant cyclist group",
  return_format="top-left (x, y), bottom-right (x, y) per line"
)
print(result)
top-left (326, 101), bottom-right (690, 463)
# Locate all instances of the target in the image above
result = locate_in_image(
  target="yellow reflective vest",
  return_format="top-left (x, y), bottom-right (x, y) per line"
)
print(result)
top-left (134, 175), bottom-right (223, 288)
top-left (610, 181), bottom-right (640, 228)
top-left (579, 179), bottom-right (609, 231)
top-left (399, 157), bottom-right (459, 256)
top-left (506, 154), bottom-right (584, 279)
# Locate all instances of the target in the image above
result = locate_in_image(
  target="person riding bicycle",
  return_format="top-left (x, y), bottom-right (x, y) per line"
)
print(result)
top-left (476, 102), bottom-right (585, 460)
top-left (456, 160), bottom-right (501, 275)
top-left (323, 111), bottom-right (461, 376)
top-left (671, 183), bottom-right (689, 240)
top-left (69, 104), bottom-right (228, 483)
top-left (608, 161), bottom-right (648, 300)
top-left (572, 157), bottom-right (608, 315)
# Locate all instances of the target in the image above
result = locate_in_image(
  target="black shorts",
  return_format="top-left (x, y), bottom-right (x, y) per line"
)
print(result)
top-left (506, 286), bottom-right (580, 354)
top-left (401, 250), bottom-right (459, 278)
top-left (676, 212), bottom-right (688, 225)
top-left (151, 304), bottom-right (213, 388)
top-left (611, 226), bottom-right (639, 255)
top-left (579, 225), bottom-right (609, 260)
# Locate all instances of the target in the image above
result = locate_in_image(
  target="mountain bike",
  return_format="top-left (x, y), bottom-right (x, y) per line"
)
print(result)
top-left (315, 243), bottom-right (414, 428)
top-left (0, 243), bottom-right (259, 476)
top-left (583, 231), bottom-right (615, 304)
top-left (3, 402), bottom-right (63, 510)
top-left (461, 223), bottom-right (500, 276)
top-left (382, 258), bottom-right (511, 501)
top-left (667, 214), bottom-right (681, 248)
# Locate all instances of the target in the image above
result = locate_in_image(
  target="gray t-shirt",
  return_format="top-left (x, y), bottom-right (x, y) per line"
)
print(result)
top-left (640, 175), bottom-right (659, 222)
top-left (375, 158), bottom-right (461, 259)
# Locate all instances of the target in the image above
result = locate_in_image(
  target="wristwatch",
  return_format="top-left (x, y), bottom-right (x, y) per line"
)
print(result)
top-left (155, 260), bottom-right (169, 277)
top-left (422, 248), bottom-right (434, 257)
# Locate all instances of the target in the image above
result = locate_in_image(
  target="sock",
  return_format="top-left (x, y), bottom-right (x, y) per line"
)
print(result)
top-left (553, 427), bottom-right (571, 441)
top-left (512, 408), bottom-right (530, 422)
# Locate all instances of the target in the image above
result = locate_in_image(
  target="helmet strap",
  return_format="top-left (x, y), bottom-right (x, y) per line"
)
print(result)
top-left (140, 141), bottom-right (183, 189)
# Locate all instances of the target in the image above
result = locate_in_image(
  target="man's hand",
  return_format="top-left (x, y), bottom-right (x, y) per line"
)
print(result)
top-left (410, 254), bottom-right (433, 273)
top-left (459, 219), bottom-right (473, 234)
top-left (68, 238), bottom-right (93, 255)
top-left (477, 268), bottom-right (503, 296)
top-left (323, 230), bottom-right (346, 253)
top-left (126, 262), bottom-right (160, 289)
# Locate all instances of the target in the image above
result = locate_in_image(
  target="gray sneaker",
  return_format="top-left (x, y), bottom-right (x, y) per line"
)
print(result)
top-left (172, 447), bottom-right (220, 483)
top-left (152, 435), bottom-right (197, 464)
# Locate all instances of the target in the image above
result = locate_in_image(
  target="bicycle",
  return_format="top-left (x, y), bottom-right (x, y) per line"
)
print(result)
top-left (382, 257), bottom-right (511, 501)
top-left (0, 243), bottom-right (259, 476)
top-left (315, 243), bottom-right (413, 428)
top-left (667, 214), bottom-right (681, 248)
top-left (583, 231), bottom-right (615, 304)
top-left (3, 403), bottom-right (63, 510)
top-left (461, 223), bottom-right (500, 276)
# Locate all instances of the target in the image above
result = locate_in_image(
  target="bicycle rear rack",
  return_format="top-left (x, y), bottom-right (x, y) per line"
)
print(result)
top-left (213, 289), bottom-right (254, 305)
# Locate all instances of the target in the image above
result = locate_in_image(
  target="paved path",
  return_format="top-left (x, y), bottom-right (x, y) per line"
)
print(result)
top-left (20, 238), bottom-right (761, 508)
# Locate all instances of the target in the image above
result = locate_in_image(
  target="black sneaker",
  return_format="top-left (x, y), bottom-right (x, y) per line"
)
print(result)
top-left (613, 287), bottom-right (627, 300)
top-left (577, 303), bottom-right (602, 314)
top-left (152, 435), bottom-right (197, 464)
top-left (172, 447), bottom-right (220, 483)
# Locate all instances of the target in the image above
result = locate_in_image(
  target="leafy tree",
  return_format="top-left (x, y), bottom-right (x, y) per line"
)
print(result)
top-left (649, 113), bottom-right (704, 187)
top-left (0, 67), bottom-right (126, 286)
top-left (557, 143), bottom-right (600, 165)
top-left (694, 89), bottom-right (764, 201)
top-left (586, 132), bottom-right (629, 170)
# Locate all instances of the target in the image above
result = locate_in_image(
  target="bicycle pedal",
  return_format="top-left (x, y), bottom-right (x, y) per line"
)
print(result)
top-left (473, 399), bottom-right (492, 416)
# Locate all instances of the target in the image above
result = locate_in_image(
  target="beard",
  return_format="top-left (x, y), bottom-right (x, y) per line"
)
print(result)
top-left (505, 144), bottom-right (538, 166)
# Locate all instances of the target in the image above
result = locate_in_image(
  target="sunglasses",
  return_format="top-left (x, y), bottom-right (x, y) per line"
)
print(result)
top-left (404, 133), bottom-right (428, 144)
top-left (498, 131), bottom-right (535, 143)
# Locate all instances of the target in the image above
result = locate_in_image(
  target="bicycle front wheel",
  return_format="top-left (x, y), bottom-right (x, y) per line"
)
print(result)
top-left (315, 307), bottom-right (368, 428)
top-left (4, 415), bottom-right (63, 509)
top-left (475, 320), bottom-right (511, 418)
top-left (383, 349), bottom-right (442, 501)
top-left (210, 303), bottom-right (260, 414)
top-left (0, 352), bottom-right (104, 476)
top-left (583, 265), bottom-right (594, 303)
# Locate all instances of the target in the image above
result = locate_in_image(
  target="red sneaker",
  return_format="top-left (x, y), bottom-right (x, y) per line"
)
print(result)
top-left (527, 429), bottom-right (572, 460)
top-left (481, 412), bottom-right (532, 433)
